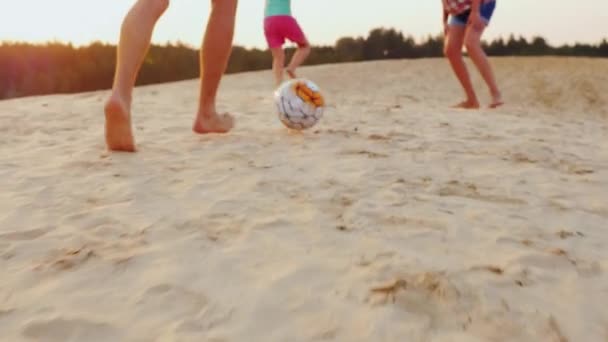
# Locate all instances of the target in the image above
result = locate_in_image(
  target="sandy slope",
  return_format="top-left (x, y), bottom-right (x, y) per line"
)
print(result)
top-left (1, 57), bottom-right (607, 342)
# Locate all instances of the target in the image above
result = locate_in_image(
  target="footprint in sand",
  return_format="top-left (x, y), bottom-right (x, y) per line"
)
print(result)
top-left (562, 162), bottom-right (594, 175)
top-left (379, 215), bottom-right (447, 232)
top-left (184, 208), bottom-right (248, 244)
top-left (340, 150), bottom-right (388, 159)
top-left (369, 272), bottom-right (461, 304)
top-left (509, 251), bottom-right (576, 273)
top-left (314, 128), bottom-right (354, 138)
top-left (175, 307), bottom-right (235, 336)
top-left (438, 180), bottom-right (526, 205)
top-left (546, 247), bottom-right (601, 277)
top-left (367, 134), bottom-right (391, 141)
top-left (34, 246), bottom-right (97, 271)
top-left (503, 153), bottom-right (536, 164)
top-left (22, 318), bottom-right (121, 342)
top-left (0, 242), bottom-right (13, 260)
top-left (356, 251), bottom-right (397, 267)
top-left (330, 194), bottom-right (355, 212)
top-left (403, 94), bottom-right (420, 102)
top-left (557, 230), bottom-right (585, 239)
top-left (0, 227), bottom-right (53, 241)
top-left (388, 131), bottom-right (417, 140)
top-left (0, 227), bottom-right (54, 261)
top-left (368, 272), bottom-right (473, 333)
top-left (469, 265), bottom-right (505, 275)
top-left (136, 283), bottom-right (209, 322)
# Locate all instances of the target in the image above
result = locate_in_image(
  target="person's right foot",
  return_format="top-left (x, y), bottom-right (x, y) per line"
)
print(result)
top-left (489, 92), bottom-right (504, 108)
top-left (192, 111), bottom-right (235, 134)
top-left (104, 96), bottom-right (136, 152)
top-left (451, 100), bottom-right (480, 110)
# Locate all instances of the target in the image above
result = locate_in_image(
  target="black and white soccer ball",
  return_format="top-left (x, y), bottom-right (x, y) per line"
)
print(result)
top-left (274, 79), bottom-right (325, 130)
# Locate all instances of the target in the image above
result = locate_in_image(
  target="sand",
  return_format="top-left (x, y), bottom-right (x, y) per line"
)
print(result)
top-left (1, 57), bottom-right (607, 342)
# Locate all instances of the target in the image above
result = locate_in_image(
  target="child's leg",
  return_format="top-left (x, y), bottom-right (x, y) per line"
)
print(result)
top-left (271, 47), bottom-right (286, 86)
top-left (192, 0), bottom-right (237, 134)
top-left (105, 0), bottom-right (169, 152)
top-left (444, 25), bottom-right (479, 109)
top-left (284, 17), bottom-right (310, 79)
top-left (286, 43), bottom-right (310, 78)
top-left (464, 28), bottom-right (502, 107)
top-left (264, 16), bottom-right (287, 86)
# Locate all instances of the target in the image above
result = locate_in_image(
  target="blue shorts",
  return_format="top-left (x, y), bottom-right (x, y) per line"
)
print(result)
top-left (449, 0), bottom-right (496, 26)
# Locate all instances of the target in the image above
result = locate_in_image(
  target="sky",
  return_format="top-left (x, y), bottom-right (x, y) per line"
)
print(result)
top-left (1, 0), bottom-right (607, 48)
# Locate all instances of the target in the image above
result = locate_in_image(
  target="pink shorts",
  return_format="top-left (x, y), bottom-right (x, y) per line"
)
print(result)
top-left (264, 15), bottom-right (308, 49)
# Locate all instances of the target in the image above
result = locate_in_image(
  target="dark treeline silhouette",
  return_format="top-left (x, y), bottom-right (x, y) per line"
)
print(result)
top-left (1, 28), bottom-right (607, 100)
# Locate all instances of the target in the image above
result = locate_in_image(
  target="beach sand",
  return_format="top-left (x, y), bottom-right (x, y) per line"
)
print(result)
top-left (1, 57), bottom-right (607, 341)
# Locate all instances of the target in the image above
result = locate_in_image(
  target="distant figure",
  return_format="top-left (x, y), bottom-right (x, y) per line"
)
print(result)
top-left (104, 0), bottom-right (237, 152)
top-left (264, 0), bottom-right (311, 87)
top-left (443, 0), bottom-right (503, 109)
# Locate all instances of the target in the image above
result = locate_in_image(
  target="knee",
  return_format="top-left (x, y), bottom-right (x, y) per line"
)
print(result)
top-left (300, 45), bottom-right (311, 53)
top-left (464, 37), bottom-right (480, 53)
top-left (442, 44), bottom-right (449, 57)
top-left (272, 50), bottom-right (285, 65)
top-left (444, 44), bottom-right (461, 59)
top-left (274, 55), bottom-right (285, 66)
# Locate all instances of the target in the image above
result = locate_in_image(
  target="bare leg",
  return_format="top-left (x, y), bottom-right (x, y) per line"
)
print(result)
top-left (286, 44), bottom-right (310, 79)
top-left (270, 47), bottom-right (285, 87)
top-left (104, 0), bottom-right (169, 152)
top-left (464, 27), bottom-right (503, 108)
top-left (444, 25), bottom-right (479, 109)
top-left (193, 0), bottom-right (238, 134)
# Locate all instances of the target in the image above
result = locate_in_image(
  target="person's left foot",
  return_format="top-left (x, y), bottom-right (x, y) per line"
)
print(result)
top-left (192, 111), bottom-right (235, 134)
top-left (451, 100), bottom-right (480, 110)
top-left (104, 95), bottom-right (136, 152)
top-left (489, 92), bottom-right (504, 108)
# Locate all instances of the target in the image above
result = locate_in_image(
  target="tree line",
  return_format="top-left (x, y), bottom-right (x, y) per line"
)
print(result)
top-left (1, 27), bottom-right (607, 100)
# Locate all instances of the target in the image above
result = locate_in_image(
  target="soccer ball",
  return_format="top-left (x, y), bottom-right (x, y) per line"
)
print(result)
top-left (274, 79), bottom-right (325, 130)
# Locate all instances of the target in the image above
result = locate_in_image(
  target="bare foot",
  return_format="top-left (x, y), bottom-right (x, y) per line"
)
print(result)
top-left (193, 112), bottom-right (235, 134)
top-left (451, 100), bottom-right (480, 110)
top-left (489, 92), bottom-right (504, 108)
top-left (489, 101), bottom-right (504, 109)
top-left (104, 96), bottom-right (136, 152)
top-left (286, 69), bottom-right (297, 79)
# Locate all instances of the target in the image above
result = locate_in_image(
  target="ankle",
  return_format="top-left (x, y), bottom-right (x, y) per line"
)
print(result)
top-left (197, 103), bottom-right (217, 118)
top-left (466, 97), bottom-right (479, 105)
top-left (109, 90), bottom-right (132, 106)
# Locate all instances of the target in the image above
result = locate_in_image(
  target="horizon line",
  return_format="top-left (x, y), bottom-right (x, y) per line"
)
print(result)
top-left (2, 32), bottom-right (607, 50)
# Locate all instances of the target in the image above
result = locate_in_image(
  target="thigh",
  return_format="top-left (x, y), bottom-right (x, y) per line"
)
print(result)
top-left (283, 17), bottom-right (309, 47)
top-left (264, 17), bottom-right (286, 48)
top-left (445, 25), bottom-right (466, 52)
top-left (270, 47), bottom-right (284, 60)
top-left (464, 24), bottom-right (485, 47)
